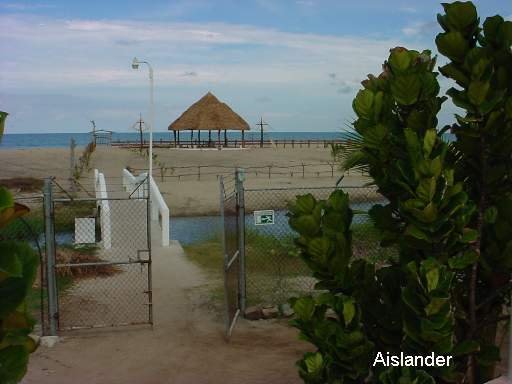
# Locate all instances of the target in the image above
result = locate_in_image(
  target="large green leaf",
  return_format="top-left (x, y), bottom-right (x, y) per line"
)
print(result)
top-left (468, 80), bottom-right (490, 106)
top-left (443, 1), bottom-right (478, 32)
top-left (292, 297), bottom-right (316, 321)
top-left (353, 89), bottom-right (375, 120)
top-left (435, 32), bottom-right (469, 62)
top-left (390, 74), bottom-right (421, 105)
top-left (0, 345), bottom-right (29, 384)
top-left (448, 250), bottom-right (479, 269)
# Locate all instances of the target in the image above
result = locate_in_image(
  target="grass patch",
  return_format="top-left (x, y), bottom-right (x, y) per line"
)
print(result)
top-left (0, 201), bottom-right (97, 241)
top-left (351, 221), bottom-right (398, 264)
top-left (183, 222), bottom-right (397, 307)
top-left (0, 177), bottom-right (44, 192)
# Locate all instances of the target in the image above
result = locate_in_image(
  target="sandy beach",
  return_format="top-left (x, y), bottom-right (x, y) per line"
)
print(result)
top-left (1, 145), bottom-right (371, 216)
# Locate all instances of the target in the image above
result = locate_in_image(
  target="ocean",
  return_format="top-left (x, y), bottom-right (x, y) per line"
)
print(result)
top-left (0, 131), bottom-right (346, 149)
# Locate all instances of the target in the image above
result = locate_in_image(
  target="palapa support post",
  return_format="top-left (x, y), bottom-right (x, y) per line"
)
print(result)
top-left (208, 130), bottom-right (212, 147)
top-left (217, 129), bottom-right (221, 149)
top-left (177, 131), bottom-right (180, 147)
top-left (198, 130), bottom-right (201, 148)
top-left (224, 129), bottom-right (227, 147)
top-left (190, 130), bottom-right (193, 147)
top-left (173, 131), bottom-right (176, 148)
top-left (242, 130), bottom-right (245, 148)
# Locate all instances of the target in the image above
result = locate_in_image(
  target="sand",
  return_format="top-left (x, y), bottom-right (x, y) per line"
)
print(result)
top-left (22, 239), bottom-right (312, 384)
top-left (0, 145), bottom-right (371, 216)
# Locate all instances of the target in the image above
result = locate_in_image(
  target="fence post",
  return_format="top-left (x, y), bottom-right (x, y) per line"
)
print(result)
top-left (236, 168), bottom-right (246, 314)
top-left (69, 138), bottom-right (76, 193)
top-left (43, 178), bottom-right (58, 336)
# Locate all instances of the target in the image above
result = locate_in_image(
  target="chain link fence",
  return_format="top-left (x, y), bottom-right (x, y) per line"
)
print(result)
top-left (242, 185), bottom-right (394, 307)
top-left (51, 195), bottom-right (152, 330)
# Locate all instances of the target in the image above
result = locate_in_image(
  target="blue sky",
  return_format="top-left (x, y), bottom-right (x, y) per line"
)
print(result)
top-left (1, 0), bottom-right (510, 133)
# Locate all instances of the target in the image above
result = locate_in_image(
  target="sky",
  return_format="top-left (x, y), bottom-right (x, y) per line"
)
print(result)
top-left (0, 0), bottom-right (510, 134)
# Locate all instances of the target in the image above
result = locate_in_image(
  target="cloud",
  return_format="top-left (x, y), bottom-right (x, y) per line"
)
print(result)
top-left (337, 83), bottom-right (353, 94)
top-left (0, 14), bottom-right (404, 132)
top-left (327, 73), bottom-right (356, 95)
top-left (402, 21), bottom-right (438, 37)
top-left (1, 14), bottom-right (401, 90)
top-left (255, 96), bottom-right (272, 103)
top-left (180, 71), bottom-right (198, 77)
top-left (296, 0), bottom-right (315, 6)
top-left (0, 2), bottom-right (53, 11)
top-left (399, 6), bottom-right (417, 13)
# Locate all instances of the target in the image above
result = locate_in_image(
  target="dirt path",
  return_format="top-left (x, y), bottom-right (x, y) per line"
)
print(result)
top-left (23, 240), bottom-right (311, 384)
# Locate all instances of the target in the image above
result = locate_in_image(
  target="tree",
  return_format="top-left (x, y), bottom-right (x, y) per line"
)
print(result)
top-left (288, 2), bottom-right (511, 383)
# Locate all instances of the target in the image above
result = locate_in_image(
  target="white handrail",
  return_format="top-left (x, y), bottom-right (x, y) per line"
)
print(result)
top-left (94, 169), bottom-right (112, 249)
top-left (122, 169), bottom-right (146, 198)
top-left (123, 168), bottom-right (170, 247)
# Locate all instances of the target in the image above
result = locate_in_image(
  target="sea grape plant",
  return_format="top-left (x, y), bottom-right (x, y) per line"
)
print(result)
top-left (288, 2), bottom-right (511, 383)
top-left (0, 111), bottom-right (39, 383)
top-left (0, 188), bottom-right (39, 383)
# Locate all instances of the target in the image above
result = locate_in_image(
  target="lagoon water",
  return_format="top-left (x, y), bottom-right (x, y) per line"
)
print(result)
top-left (170, 201), bottom-right (379, 246)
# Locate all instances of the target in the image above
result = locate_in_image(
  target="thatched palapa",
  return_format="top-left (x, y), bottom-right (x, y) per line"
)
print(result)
top-left (168, 92), bottom-right (249, 147)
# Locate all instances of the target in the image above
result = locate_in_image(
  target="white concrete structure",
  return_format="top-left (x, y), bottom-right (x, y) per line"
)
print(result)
top-left (122, 168), bottom-right (169, 247)
top-left (94, 169), bottom-right (112, 249)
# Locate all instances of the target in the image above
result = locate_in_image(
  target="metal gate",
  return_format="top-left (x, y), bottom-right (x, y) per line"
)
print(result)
top-left (44, 179), bottom-right (152, 331)
top-left (220, 170), bottom-right (245, 339)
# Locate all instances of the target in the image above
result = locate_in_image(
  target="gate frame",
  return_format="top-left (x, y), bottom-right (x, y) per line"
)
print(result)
top-left (42, 177), bottom-right (153, 333)
top-left (220, 169), bottom-right (247, 339)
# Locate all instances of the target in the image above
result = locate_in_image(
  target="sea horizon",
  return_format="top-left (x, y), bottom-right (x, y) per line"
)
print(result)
top-left (0, 131), bottom-right (349, 149)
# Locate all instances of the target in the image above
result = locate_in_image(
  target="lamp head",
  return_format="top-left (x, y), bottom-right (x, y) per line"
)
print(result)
top-left (131, 57), bottom-right (139, 70)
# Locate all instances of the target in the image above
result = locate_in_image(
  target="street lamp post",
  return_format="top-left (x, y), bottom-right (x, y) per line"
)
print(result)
top-left (131, 57), bottom-right (154, 187)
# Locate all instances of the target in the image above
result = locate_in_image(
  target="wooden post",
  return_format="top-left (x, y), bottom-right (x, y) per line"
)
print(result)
top-left (242, 130), bottom-right (245, 148)
top-left (224, 129), bottom-right (227, 147)
top-left (268, 166), bottom-right (271, 179)
top-left (302, 162), bottom-right (305, 178)
top-left (69, 138), bottom-right (76, 192)
top-left (208, 130), bottom-right (212, 147)
top-left (308, 140), bottom-right (310, 148)
top-left (177, 131), bottom-right (180, 147)
top-left (190, 130), bottom-right (193, 147)
top-left (198, 130), bottom-right (201, 147)
top-left (198, 165), bottom-right (201, 180)
top-left (173, 130), bottom-right (177, 147)
top-left (292, 139), bottom-right (295, 148)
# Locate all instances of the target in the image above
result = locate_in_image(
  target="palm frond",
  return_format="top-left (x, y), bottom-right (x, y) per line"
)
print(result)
top-left (332, 123), bottom-right (369, 174)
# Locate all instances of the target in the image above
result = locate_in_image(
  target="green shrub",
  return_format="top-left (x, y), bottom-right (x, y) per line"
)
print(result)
top-left (0, 187), bottom-right (39, 383)
top-left (289, 3), bottom-right (512, 383)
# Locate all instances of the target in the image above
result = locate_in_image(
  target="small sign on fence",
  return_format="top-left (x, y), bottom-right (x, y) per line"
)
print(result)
top-left (254, 210), bottom-right (275, 225)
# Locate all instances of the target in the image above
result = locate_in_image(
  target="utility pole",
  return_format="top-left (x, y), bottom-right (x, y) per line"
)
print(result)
top-left (256, 117), bottom-right (268, 148)
top-left (138, 113), bottom-right (143, 150)
top-left (90, 120), bottom-right (96, 145)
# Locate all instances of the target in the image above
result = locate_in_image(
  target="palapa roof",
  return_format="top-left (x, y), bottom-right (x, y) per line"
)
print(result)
top-left (168, 92), bottom-right (250, 131)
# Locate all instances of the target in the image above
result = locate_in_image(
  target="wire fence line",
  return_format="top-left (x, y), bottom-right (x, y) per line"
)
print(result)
top-left (127, 162), bottom-right (368, 182)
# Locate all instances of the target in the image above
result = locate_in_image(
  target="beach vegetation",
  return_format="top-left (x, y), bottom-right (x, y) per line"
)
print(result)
top-left (0, 187), bottom-right (39, 383)
top-left (289, 3), bottom-right (512, 383)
